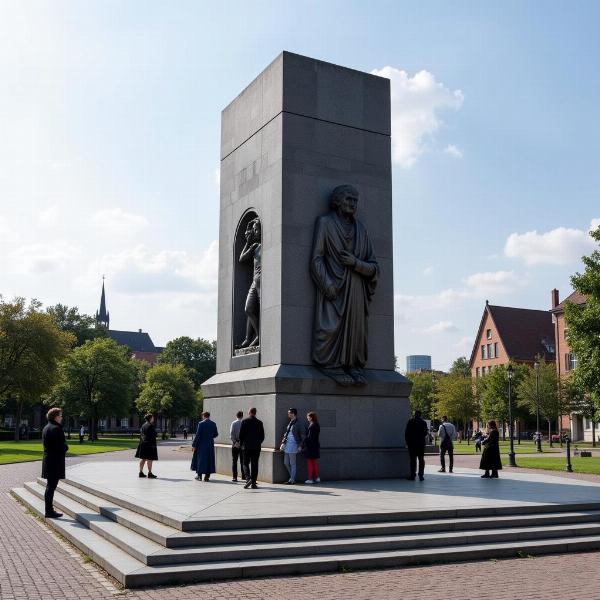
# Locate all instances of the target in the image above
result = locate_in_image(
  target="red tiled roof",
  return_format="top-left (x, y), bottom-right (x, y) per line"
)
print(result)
top-left (551, 290), bottom-right (587, 313)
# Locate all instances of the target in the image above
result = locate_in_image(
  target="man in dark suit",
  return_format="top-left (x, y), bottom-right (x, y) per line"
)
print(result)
top-left (42, 407), bottom-right (68, 518)
top-left (404, 409), bottom-right (428, 481)
top-left (239, 407), bottom-right (265, 489)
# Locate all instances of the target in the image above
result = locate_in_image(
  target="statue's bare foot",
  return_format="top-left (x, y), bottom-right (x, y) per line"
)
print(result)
top-left (320, 368), bottom-right (354, 386)
top-left (347, 368), bottom-right (367, 386)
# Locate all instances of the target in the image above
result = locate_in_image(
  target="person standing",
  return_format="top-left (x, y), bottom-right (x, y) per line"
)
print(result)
top-left (438, 415), bottom-right (456, 473)
top-left (480, 420), bottom-right (502, 478)
top-left (280, 408), bottom-right (305, 484)
top-left (79, 424), bottom-right (85, 444)
top-left (239, 407), bottom-right (264, 489)
top-left (191, 412), bottom-right (219, 481)
top-left (474, 430), bottom-right (483, 452)
top-left (404, 409), bottom-right (428, 481)
top-left (303, 412), bottom-right (321, 484)
top-left (183, 426), bottom-right (188, 440)
top-left (42, 407), bottom-right (68, 518)
top-left (230, 411), bottom-right (244, 482)
top-left (135, 414), bottom-right (158, 478)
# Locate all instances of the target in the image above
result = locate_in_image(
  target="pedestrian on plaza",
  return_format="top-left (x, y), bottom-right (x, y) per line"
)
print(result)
top-left (303, 412), bottom-right (321, 484)
top-left (79, 424), bottom-right (85, 444)
top-left (183, 426), bottom-right (188, 440)
top-left (404, 409), bottom-right (428, 481)
top-left (280, 408), bottom-right (305, 484)
top-left (239, 407), bottom-right (265, 489)
top-left (191, 412), bottom-right (219, 482)
top-left (437, 415), bottom-right (456, 473)
top-left (480, 420), bottom-right (502, 478)
top-left (230, 411), bottom-right (245, 482)
top-left (42, 407), bottom-right (68, 518)
top-left (135, 414), bottom-right (158, 479)
top-left (474, 429), bottom-right (483, 452)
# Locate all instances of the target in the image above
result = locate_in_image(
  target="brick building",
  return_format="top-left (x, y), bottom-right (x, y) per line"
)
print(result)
top-left (550, 288), bottom-right (590, 441)
top-left (469, 301), bottom-right (555, 378)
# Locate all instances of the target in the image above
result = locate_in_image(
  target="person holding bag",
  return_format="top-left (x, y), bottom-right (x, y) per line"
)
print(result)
top-left (280, 408), bottom-right (305, 484)
top-left (480, 420), bottom-right (502, 478)
top-left (437, 415), bottom-right (456, 473)
top-left (303, 412), bottom-right (321, 484)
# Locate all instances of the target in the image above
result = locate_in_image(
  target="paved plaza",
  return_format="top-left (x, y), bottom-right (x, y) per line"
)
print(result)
top-left (3, 443), bottom-right (600, 599)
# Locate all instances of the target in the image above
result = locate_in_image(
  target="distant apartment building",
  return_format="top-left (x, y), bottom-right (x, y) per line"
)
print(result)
top-left (550, 288), bottom-right (590, 441)
top-left (406, 355), bottom-right (432, 373)
top-left (469, 301), bottom-right (555, 378)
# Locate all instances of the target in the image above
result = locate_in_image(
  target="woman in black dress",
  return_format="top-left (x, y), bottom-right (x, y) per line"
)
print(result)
top-left (303, 412), bottom-right (321, 484)
top-left (135, 414), bottom-right (158, 478)
top-left (480, 420), bottom-right (502, 478)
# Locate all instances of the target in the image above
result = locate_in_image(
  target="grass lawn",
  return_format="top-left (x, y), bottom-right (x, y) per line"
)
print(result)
top-left (0, 436), bottom-right (139, 465)
top-left (450, 441), bottom-right (562, 455)
top-left (516, 456), bottom-right (600, 475)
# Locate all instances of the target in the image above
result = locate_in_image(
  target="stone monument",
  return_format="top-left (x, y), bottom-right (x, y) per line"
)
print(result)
top-left (203, 51), bottom-right (412, 482)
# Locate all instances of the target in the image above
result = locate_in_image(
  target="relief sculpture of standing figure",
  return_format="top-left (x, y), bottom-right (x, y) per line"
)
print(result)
top-left (237, 217), bottom-right (261, 349)
top-left (311, 185), bottom-right (378, 386)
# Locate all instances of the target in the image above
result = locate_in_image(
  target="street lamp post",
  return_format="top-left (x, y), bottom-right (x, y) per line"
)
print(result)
top-left (508, 364), bottom-right (517, 467)
top-left (564, 434), bottom-right (573, 472)
top-left (534, 361), bottom-right (542, 452)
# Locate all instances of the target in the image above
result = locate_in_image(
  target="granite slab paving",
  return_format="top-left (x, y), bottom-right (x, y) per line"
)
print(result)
top-left (64, 460), bottom-right (600, 525)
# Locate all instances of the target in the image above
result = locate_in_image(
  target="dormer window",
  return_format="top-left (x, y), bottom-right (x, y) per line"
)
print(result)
top-left (486, 329), bottom-right (492, 340)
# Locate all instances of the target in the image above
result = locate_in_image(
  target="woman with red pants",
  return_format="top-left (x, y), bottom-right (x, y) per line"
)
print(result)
top-left (303, 412), bottom-right (321, 484)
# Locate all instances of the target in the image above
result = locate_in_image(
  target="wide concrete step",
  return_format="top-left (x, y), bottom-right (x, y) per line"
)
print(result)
top-left (22, 481), bottom-right (600, 567)
top-left (37, 478), bottom-right (600, 549)
top-left (60, 476), bottom-right (600, 532)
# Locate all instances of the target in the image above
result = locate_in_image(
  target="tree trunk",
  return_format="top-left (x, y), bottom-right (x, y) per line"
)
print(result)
top-left (14, 398), bottom-right (23, 441)
top-left (559, 412), bottom-right (563, 447)
top-left (593, 421), bottom-right (597, 448)
top-left (548, 419), bottom-right (553, 447)
top-left (517, 420), bottom-right (521, 445)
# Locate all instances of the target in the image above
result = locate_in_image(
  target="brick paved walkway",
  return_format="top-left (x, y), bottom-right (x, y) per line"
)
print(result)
top-left (2, 443), bottom-right (600, 600)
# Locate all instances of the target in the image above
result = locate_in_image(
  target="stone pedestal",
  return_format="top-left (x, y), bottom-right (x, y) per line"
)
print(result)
top-left (203, 52), bottom-right (412, 483)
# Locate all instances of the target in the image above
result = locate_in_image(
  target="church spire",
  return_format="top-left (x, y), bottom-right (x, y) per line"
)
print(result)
top-left (95, 276), bottom-right (110, 329)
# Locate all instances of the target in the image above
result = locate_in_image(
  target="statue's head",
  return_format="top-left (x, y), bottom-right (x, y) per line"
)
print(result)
top-left (330, 184), bottom-right (359, 218)
top-left (245, 217), bottom-right (261, 242)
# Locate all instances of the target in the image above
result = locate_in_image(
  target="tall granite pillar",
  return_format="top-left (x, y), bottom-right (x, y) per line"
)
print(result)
top-left (203, 52), bottom-right (412, 482)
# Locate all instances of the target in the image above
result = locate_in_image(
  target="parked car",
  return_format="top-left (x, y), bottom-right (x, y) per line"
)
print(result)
top-left (551, 434), bottom-right (561, 443)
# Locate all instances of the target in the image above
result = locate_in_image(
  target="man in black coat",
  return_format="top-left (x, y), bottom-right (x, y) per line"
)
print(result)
top-left (404, 410), bottom-right (428, 481)
top-left (239, 407), bottom-right (265, 489)
top-left (42, 407), bottom-right (68, 518)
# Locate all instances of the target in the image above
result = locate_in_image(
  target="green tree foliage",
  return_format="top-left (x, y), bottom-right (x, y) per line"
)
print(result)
top-left (449, 356), bottom-right (471, 378)
top-left (406, 371), bottom-right (435, 418)
top-left (0, 297), bottom-right (74, 439)
top-left (157, 337), bottom-right (216, 389)
top-left (565, 224), bottom-right (600, 445)
top-left (51, 338), bottom-right (137, 440)
top-left (46, 304), bottom-right (107, 346)
top-left (565, 373), bottom-right (600, 447)
top-left (136, 363), bottom-right (199, 433)
top-left (433, 374), bottom-right (479, 436)
top-left (516, 358), bottom-right (566, 445)
top-left (479, 364), bottom-right (529, 437)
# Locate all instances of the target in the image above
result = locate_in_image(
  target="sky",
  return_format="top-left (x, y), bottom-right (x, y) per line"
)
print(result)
top-left (1, 1), bottom-right (599, 371)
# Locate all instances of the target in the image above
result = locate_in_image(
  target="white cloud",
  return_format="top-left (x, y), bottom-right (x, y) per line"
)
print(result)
top-left (9, 241), bottom-right (80, 274)
top-left (464, 270), bottom-right (521, 295)
top-left (92, 208), bottom-right (149, 236)
top-left (423, 265), bottom-right (434, 276)
top-left (504, 219), bottom-right (599, 266)
top-left (423, 320), bottom-right (458, 334)
top-left (455, 336), bottom-right (473, 350)
top-left (444, 144), bottom-right (463, 158)
top-left (371, 66), bottom-right (464, 168)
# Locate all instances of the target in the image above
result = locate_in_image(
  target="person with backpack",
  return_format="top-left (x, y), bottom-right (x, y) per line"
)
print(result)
top-left (437, 415), bottom-right (456, 473)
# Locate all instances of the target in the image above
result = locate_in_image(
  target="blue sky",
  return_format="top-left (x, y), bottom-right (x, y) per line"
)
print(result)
top-left (1, 1), bottom-right (598, 370)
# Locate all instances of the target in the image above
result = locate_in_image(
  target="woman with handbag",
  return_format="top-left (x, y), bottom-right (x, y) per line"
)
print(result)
top-left (135, 414), bottom-right (158, 478)
top-left (480, 420), bottom-right (502, 478)
top-left (303, 412), bottom-right (321, 484)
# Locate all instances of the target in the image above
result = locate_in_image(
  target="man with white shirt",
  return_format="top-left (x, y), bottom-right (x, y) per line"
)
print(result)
top-left (438, 415), bottom-right (456, 473)
top-left (229, 411), bottom-right (244, 482)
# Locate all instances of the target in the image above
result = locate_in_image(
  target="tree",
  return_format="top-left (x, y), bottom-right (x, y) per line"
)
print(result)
top-left (449, 357), bottom-right (471, 378)
top-left (566, 373), bottom-right (600, 447)
top-left (157, 337), bottom-right (216, 389)
top-left (479, 363), bottom-right (528, 440)
top-left (51, 338), bottom-right (137, 440)
top-left (516, 358), bottom-right (565, 448)
top-left (406, 371), bottom-right (435, 419)
top-left (565, 224), bottom-right (600, 446)
top-left (0, 297), bottom-right (74, 439)
top-left (46, 304), bottom-right (107, 346)
top-left (433, 374), bottom-right (479, 439)
top-left (136, 363), bottom-right (199, 435)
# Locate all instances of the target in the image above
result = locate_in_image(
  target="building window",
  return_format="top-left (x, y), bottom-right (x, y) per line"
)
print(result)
top-left (494, 342), bottom-right (499, 358)
top-left (481, 345), bottom-right (487, 359)
top-left (120, 418), bottom-right (129, 429)
top-left (486, 329), bottom-right (492, 340)
top-left (487, 343), bottom-right (493, 359)
top-left (476, 367), bottom-right (480, 377)
top-left (565, 353), bottom-right (577, 371)
top-left (99, 419), bottom-right (106, 430)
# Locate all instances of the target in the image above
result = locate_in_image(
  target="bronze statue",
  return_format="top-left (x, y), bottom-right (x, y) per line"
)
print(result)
top-left (310, 185), bottom-right (378, 386)
top-left (236, 217), bottom-right (261, 349)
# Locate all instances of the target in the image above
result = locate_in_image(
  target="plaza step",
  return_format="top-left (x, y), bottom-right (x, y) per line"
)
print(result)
top-left (12, 479), bottom-right (600, 588)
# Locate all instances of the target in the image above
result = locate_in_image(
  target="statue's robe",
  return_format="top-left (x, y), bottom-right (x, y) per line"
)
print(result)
top-left (310, 212), bottom-right (378, 369)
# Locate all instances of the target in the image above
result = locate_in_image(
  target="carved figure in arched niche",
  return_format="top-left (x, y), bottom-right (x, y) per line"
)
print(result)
top-left (236, 217), bottom-right (261, 349)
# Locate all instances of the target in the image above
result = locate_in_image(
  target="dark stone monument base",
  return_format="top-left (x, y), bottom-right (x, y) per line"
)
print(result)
top-left (204, 365), bottom-right (411, 483)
